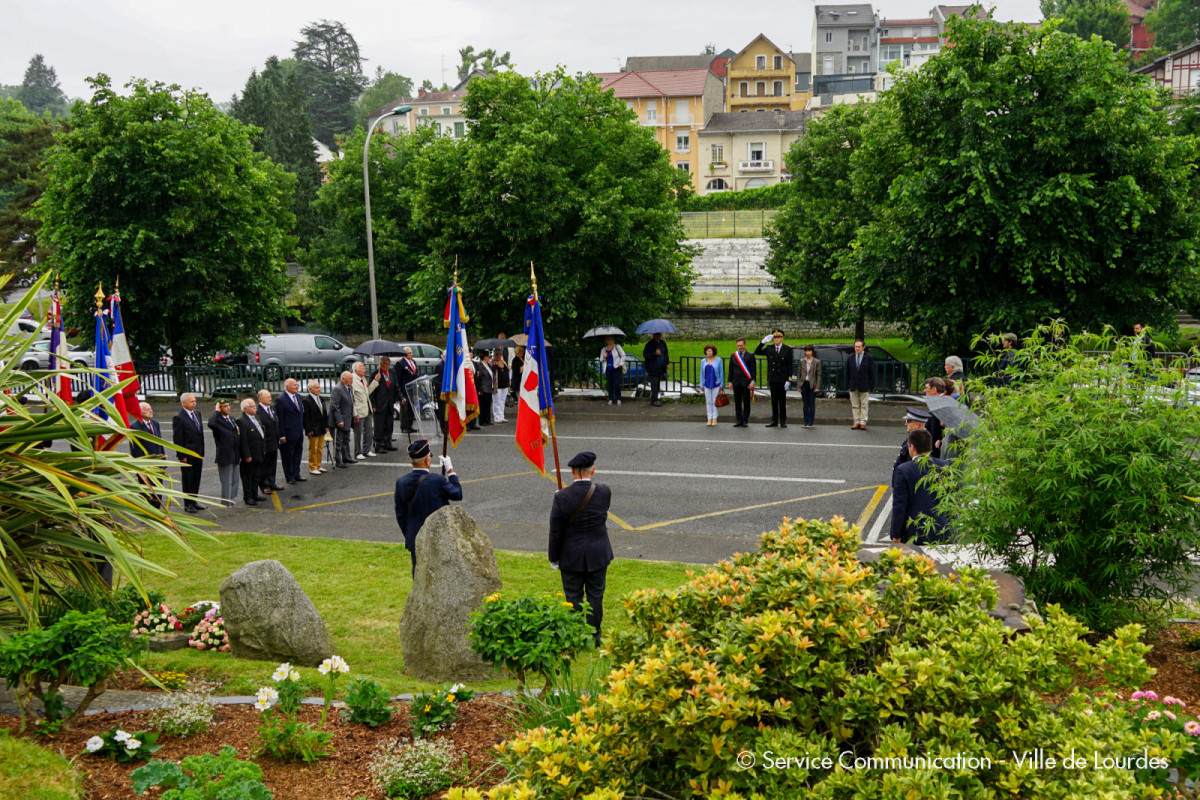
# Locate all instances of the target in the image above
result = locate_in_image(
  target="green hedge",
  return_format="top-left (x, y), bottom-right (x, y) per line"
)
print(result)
top-left (679, 182), bottom-right (790, 211)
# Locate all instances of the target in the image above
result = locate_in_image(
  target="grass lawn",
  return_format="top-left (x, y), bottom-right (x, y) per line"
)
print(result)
top-left (0, 730), bottom-right (83, 800)
top-left (132, 532), bottom-right (695, 696)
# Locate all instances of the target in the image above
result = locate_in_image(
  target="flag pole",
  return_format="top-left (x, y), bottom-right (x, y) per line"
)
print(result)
top-left (532, 262), bottom-right (563, 489)
top-left (442, 260), bottom-right (458, 476)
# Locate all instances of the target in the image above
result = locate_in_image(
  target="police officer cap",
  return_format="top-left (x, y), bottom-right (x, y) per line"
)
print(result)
top-left (408, 439), bottom-right (431, 459)
top-left (568, 451), bottom-right (597, 469)
top-left (903, 406), bottom-right (931, 423)
top-left (773, 328), bottom-right (785, 337)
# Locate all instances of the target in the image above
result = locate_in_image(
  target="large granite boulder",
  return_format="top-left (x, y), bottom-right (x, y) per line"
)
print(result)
top-left (400, 506), bottom-right (501, 682)
top-left (219, 560), bottom-right (334, 666)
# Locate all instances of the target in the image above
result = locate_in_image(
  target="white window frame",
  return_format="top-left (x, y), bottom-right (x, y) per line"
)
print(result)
top-left (749, 141), bottom-right (766, 160)
top-left (756, 55), bottom-right (766, 69)
top-left (646, 101), bottom-right (658, 123)
top-left (773, 80), bottom-right (784, 96)
top-left (706, 178), bottom-right (729, 191)
top-left (711, 144), bottom-right (724, 164)
top-left (676, 161), bottom-right (690, 173)
top-left (825, 31), bottom-right (833, 43)
top-left (675, 133), bottom-right (690, 153)
top-left (739, 81), bottom-right (749, 97)
top-left (442, 106), bottom-right (451, 116)
top-left (419, 107), bottom-right (429, 116)
top-left (773, 54), bottom-right (783, 69)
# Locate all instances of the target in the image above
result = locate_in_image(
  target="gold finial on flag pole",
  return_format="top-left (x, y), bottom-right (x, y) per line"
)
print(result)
top-left (531, 261), bottom-right (539, 301)
top-left (453, 255), bottom-right (459, 287)
top-left (94, 283), bottom-right (105, 310)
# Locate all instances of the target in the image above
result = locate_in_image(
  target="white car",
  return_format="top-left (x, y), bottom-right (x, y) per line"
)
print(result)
top-left (18, 340), bottom-right (94, 371)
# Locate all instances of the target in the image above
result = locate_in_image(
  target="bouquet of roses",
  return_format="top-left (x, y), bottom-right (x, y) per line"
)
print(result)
top-left (177, 600), bottom-right (220, 630)
top-left (189, 613), bottom-right (230, 652)
top-left (131, 604), bottom-right (182, 636)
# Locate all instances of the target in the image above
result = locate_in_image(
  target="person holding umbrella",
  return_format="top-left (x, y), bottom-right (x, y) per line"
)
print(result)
top-left (636, 319), bottom-right (676, 407)
top-left (600, 335), bottom-right (626, 405)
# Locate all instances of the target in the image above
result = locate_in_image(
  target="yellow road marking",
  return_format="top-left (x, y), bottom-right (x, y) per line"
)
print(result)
top-left (854, 485), bottom-right (889, 532)
top-left (608, 512), bottom-right (634, 530)
top-left (289, 470), bottom-right (536, 511)
top-left (271, 491), bottom-right (283, 512)
top-left (631, 486), bottom-right (879, 531)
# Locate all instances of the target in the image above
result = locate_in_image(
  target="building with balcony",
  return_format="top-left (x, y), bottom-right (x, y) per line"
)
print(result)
top-left (596, 68), bottom-right (726, 191)
top-left (726, 35), bottom-right (798, 113)
top-left (814, 4), bottom-right (880, 78)
top-left (1134, 41), bottom-right (1200, 99)
top-left (366, 87), bottom-right (470, 140)
top-left (875, 16), bottom-right (942, 90)
top-left (697, 110), bottom-right (808, 194)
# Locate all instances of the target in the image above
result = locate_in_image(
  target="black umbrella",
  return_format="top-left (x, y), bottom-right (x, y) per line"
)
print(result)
top-left (582, 325), bottom-right (625, 339)
top-left (472, 338), bottom-right (518, 350)
top-left (353, 339), bottom-right (406, 356)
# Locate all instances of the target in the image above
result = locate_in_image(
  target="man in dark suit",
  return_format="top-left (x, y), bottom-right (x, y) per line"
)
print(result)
top-left (302, 380), bottom-right (328, 476)
top-left (845, 339), bottom-right (876, 431)
top-left (642, 333), bottom-right (669, 407)
top-left (891, 428), bottom-right (950, 545)
top-left (236, 398), bottom-right (269, 507)
top-left (549, 451), bottom-right (614, 647)
top-left (754, 329), bottom-right (794, 428)
top-left (329, 371), bottom-right (356, 468)
top-left (474, 355), bottom-right (494, 427)
top-left (394, 349), bottom-right (420, 433)
top-left (256, 390), bottom-right (283, 494)
top-left (130, 402), bottom-right (165, 508)
top-left (171, 393), bottom-right (205, 513)
top-left (727, 337), bottom-right (756, 428)
top-left (394, 439), bottom-right (463, 576)
top-left (432, 353), bottom-right (447, 434)
top-left (207, 400), bottom-right (242, 507)
top-left (371, 357), bottom-right (396, 452)
top-left (275, 378), bottom-right (307, 484)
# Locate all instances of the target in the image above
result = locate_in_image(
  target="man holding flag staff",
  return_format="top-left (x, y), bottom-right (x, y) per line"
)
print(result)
top-left (394, 439), bottom-right (462, 577)
top-left (549, 451), bottom-right (613, 647)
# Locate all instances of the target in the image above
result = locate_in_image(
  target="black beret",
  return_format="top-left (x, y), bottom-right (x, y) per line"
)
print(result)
top-left (408, 439), bottom-right (431, 459)
top-left (568, 451), bottom-right (597, 469)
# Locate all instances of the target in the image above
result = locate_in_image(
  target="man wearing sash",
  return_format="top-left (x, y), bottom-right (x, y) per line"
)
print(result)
top-left (727, 338), bottom-right (757, 428)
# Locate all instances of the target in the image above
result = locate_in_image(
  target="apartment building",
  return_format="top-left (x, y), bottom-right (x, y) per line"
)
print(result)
top-left (813, 4), bottom-right (880, 78)
top-left (698, 110), bottom-right (808, 194)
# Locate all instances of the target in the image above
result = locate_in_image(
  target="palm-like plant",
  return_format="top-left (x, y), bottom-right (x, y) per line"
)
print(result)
top-left (0, 275), bottom-right (212, 636)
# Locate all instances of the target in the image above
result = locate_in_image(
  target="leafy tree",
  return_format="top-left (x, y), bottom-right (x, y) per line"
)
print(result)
top-left (301, 125), bottom-right (436, 336)
top-left (931, 325), bottom-right (1200, 633)
top-left (839, 15), bottom-right (1200, 354)
top-left (231, 56), bottom-right (323, 248)
top-left (0, 98), bottom-right (54, 275)
top-left (1145, 0), bottom-right (1200, 53)
top-left (1040, 0), bottom-right (1131, 47)
top-left (421, 78), bottom-right (450, 92)
top-left (407, 69), bottom-right (695, 349)
top-left (456, 46), bottom-right (512, 82)
top-left (38, 76), bottom-right (296, 366)
top-left (701, 43), bottom-right (718, 55)
top-left (15, 55), bottom-right (68, 118)
top-left (355, 67), bottom-right (415, 124)
top-left (292, 19), bottom-right (369, 151)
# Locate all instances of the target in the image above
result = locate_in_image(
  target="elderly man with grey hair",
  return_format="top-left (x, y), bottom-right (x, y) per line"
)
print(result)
top-left (944, 355), bottom-right (965, 385)
top-left (256, 389), bottom-right (283, 495)
top-left (351, 361), bottom-right (377, 459)
top-left (236, 397), bottom-right (268, 506)
top-left (172, 392), bottom-right (205, 513)
top-left (330, 371), bottom-right (356, 468)
top-left (130, 401), bottom-right (165, 508)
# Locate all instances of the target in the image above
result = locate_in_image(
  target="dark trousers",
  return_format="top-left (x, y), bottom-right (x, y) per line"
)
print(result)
top-left (374, 408), bottom-right (394, 448)
top-left (733, 384), bottom-right (752, 423)
top-left (605, 369), bottom-right (621, 403)
top-left (407, 545), bottom-right (417, 578)
top-left (335, 426), bottom-right (353, 465)
top-left (649, 372), bottom-right (662, 403)
top-left (240, 460), bottom-right (260, 502)
top-left (801, 381), bottom-right (816, 427)
top-left (280, 437), bottom-right (303, 482)
top-left (179, 454), bottom-right (202, 507)
top-left (478, 393), bottom-right (493, 425)
top-left (560, 567), bottom-right (607, 644)
top-left (258, 449), bottom-right (278, 490)
top-left (400, 393), bottom-right (415, 432)
top-left (768, 382), bottom-right (787, 424)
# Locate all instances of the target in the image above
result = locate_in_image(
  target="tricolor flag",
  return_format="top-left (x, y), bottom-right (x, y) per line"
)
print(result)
top-left (440, 283), bottom-right (479, 447)
top-left (109, 291), bottom-right (143, 421)
top-left (93, 304), bottom-right (130, 428)
top-left (515, 293), bottom-right (555, 476)
top-left (48, 290), bottom-right (73, 406)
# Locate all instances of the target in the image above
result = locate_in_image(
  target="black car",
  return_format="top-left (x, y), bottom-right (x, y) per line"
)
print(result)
top-left (805, 344), bottom-right (912, 397)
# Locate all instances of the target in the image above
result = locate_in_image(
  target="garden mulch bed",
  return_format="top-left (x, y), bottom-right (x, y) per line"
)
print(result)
top-left (0, 694), bottom-right (517, 800)
top-left (1142, 623), bottom-right (1200, 708)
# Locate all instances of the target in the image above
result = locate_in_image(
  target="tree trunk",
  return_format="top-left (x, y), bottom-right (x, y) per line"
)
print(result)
top-left (855, 312), bottom-right (866, 343)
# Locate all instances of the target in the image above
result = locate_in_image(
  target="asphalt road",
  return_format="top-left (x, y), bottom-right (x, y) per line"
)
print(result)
top-left (150, 403), bottom-right (905, 565)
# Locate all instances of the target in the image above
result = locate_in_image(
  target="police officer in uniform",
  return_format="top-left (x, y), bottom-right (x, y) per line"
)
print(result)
top-left (549, 451), bottom-right (613, 647)
top-left (394, 439), bottom-right (463, 576)
top-left (893, 407), bottom-right (931, 479)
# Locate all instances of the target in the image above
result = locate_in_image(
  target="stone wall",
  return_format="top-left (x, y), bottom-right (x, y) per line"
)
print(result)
top-left (668, 306), bottom-right (905, 341)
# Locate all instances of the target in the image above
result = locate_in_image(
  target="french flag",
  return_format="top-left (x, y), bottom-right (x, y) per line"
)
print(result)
top-left (48, 291), bottom-right (73, 406)
top-left (109, 292), bottom-right (143, 421)
top-left (440, 283), bottom-right (479, 447)
top-left (515, 294), bottom-right (554, 476)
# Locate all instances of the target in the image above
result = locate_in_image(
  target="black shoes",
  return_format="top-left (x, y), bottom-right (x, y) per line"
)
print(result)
top-left (765, 421), bottom-right (778, 428)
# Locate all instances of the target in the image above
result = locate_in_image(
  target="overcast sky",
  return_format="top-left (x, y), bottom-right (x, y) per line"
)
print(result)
top-left (3, 0), bottom-right (1044, 103)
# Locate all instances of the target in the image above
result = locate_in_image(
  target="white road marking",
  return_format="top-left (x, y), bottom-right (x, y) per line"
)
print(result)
top-left (867, 496), bottom-right (892, 542)
top-left (598, 469), bottom-right (844, 484)
top-left (465, 433), bottom-right (898, 450)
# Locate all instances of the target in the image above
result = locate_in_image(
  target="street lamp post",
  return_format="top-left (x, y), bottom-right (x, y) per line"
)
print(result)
top-left (363, 105), bottom-right (412, 342)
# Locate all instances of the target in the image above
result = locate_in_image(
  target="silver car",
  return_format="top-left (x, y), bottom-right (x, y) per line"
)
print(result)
top-left (248, 334), bottom-right (360, 379)
top-left (18, 340), bottom-right (94, 371)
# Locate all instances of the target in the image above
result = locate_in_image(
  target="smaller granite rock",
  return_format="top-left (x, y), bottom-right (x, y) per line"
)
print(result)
top-left (219, 560), bottom-right (334, 666)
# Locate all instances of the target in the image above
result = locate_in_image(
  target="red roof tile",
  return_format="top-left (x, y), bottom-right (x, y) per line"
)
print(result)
top-left (595, 68), bottom-right (713, 98)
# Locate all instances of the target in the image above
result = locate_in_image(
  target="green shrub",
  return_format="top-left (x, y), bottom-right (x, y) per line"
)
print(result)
top-left (934, 325), bottom-right (1200, 633)
top-left (342, 677), bottom-right (394, 727)
top-left (369, 737), bottom-right (467, 799)
top-left (41, 584), bottom-right (166, 628)
top-left (409, 684), bottom-right (475, 737)
top-left (1182, 630), bottom-right (1200, 651)
top-left (83, 727), bottom-right (162, 763)
top-left (449, 517), bottom-right (1189, 800)
top-left (510, 658), bottom-right (606, 733)
top-left (679, 182), bottom-right (790, 211)
top-left (468, 592), bottom-right (594, 690)
top-left (0, 729), bottom-right (84, 800)
top-left (131, 745), bottom-right (271, 798)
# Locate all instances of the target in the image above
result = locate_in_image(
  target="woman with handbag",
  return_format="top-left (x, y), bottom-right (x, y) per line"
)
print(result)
top-left (600, 336), bottom-right (626, 406)
top-left (701, 345), bottom-right (725, 426)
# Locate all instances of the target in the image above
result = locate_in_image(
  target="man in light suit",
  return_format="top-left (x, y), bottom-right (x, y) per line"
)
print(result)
top-left (891, 428), bottom-right (950, 545)
top-left (548, 451), bottom-right (614, 647)
top-left (171, 393), bottom-right (205, 513)
top-left (845, 339), bottom-right (876, 431)
top-left (207, 400), bottom-right (242, 507)
top-left (394, 439), bottom-right (463, 576)
top-left (236, 398), bottom-right (268, 507)
top-left (275, 378), bottom-right (307, 484)
top-left (329, 371), bottom-right (356, 468)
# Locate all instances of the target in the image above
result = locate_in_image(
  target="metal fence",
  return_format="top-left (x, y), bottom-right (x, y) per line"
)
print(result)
top-left (678, 210), bottom-right (779, 239)
top-left (137, 362), bottom-right (441, 399)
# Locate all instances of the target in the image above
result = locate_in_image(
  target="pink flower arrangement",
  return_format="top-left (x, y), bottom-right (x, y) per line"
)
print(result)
top-left (131, 604), bottom-right (182, 636)
top-left (188, 614), bottom-right (230, 652)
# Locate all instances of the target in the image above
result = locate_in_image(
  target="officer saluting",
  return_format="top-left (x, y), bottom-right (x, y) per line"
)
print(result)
top-left (549, 451), bottom-right (613, 647)
top-left (394, 439), bottom-right (462, 577)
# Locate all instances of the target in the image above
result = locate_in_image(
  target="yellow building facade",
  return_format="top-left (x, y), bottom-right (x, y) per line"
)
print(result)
top-left (727, 34), bottom-right (800, 112)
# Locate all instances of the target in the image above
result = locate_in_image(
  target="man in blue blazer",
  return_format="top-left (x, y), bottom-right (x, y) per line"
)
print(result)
top-left (394, 439), bottom-right (463, 576)
top-left (891, 429), bottom-right (950, 545)
top-left (275, 378), bottom-right (307, 484)
top-left (549, 451), bottom-right (613, 646)
top-left (845, 339), bottom-right (876, 431)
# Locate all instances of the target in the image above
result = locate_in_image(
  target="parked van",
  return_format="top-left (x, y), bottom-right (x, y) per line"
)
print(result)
top-left (248, 334), bottom-right (358, 379)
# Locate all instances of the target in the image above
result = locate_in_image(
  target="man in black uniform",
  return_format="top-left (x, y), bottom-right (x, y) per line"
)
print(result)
top-left (549, 451), bottom-right (613, 647)
top-left (394, 439), bottom-right (463, 576)
top-left (892, 407), bottom-right (931, 479)
top-left (754, 329), bottom-right (794, 428)
top-left (171, 393), bottom-right (205, 513)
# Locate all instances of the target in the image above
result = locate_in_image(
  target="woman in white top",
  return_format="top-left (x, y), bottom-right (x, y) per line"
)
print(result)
top-left (600, 336), bottom-right (626, 405)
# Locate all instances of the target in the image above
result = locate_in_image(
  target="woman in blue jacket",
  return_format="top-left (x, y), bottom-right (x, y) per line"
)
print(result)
top-left (701, 344), bottom-right (724, 426)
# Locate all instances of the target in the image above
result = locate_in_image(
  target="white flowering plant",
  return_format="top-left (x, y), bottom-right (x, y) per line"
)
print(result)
top-left (131, 604), bottom-right (183, 636)
top-left (187, 613), bottom-right (230, 652)
top-left (83, 726), bottom-right (161, 763)
top-left (369, 737), bottom-right (468, 799)
top-left (252, 659), bottom-right (348, 763)
top-left (148, 684), bottom-right (216, 738)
